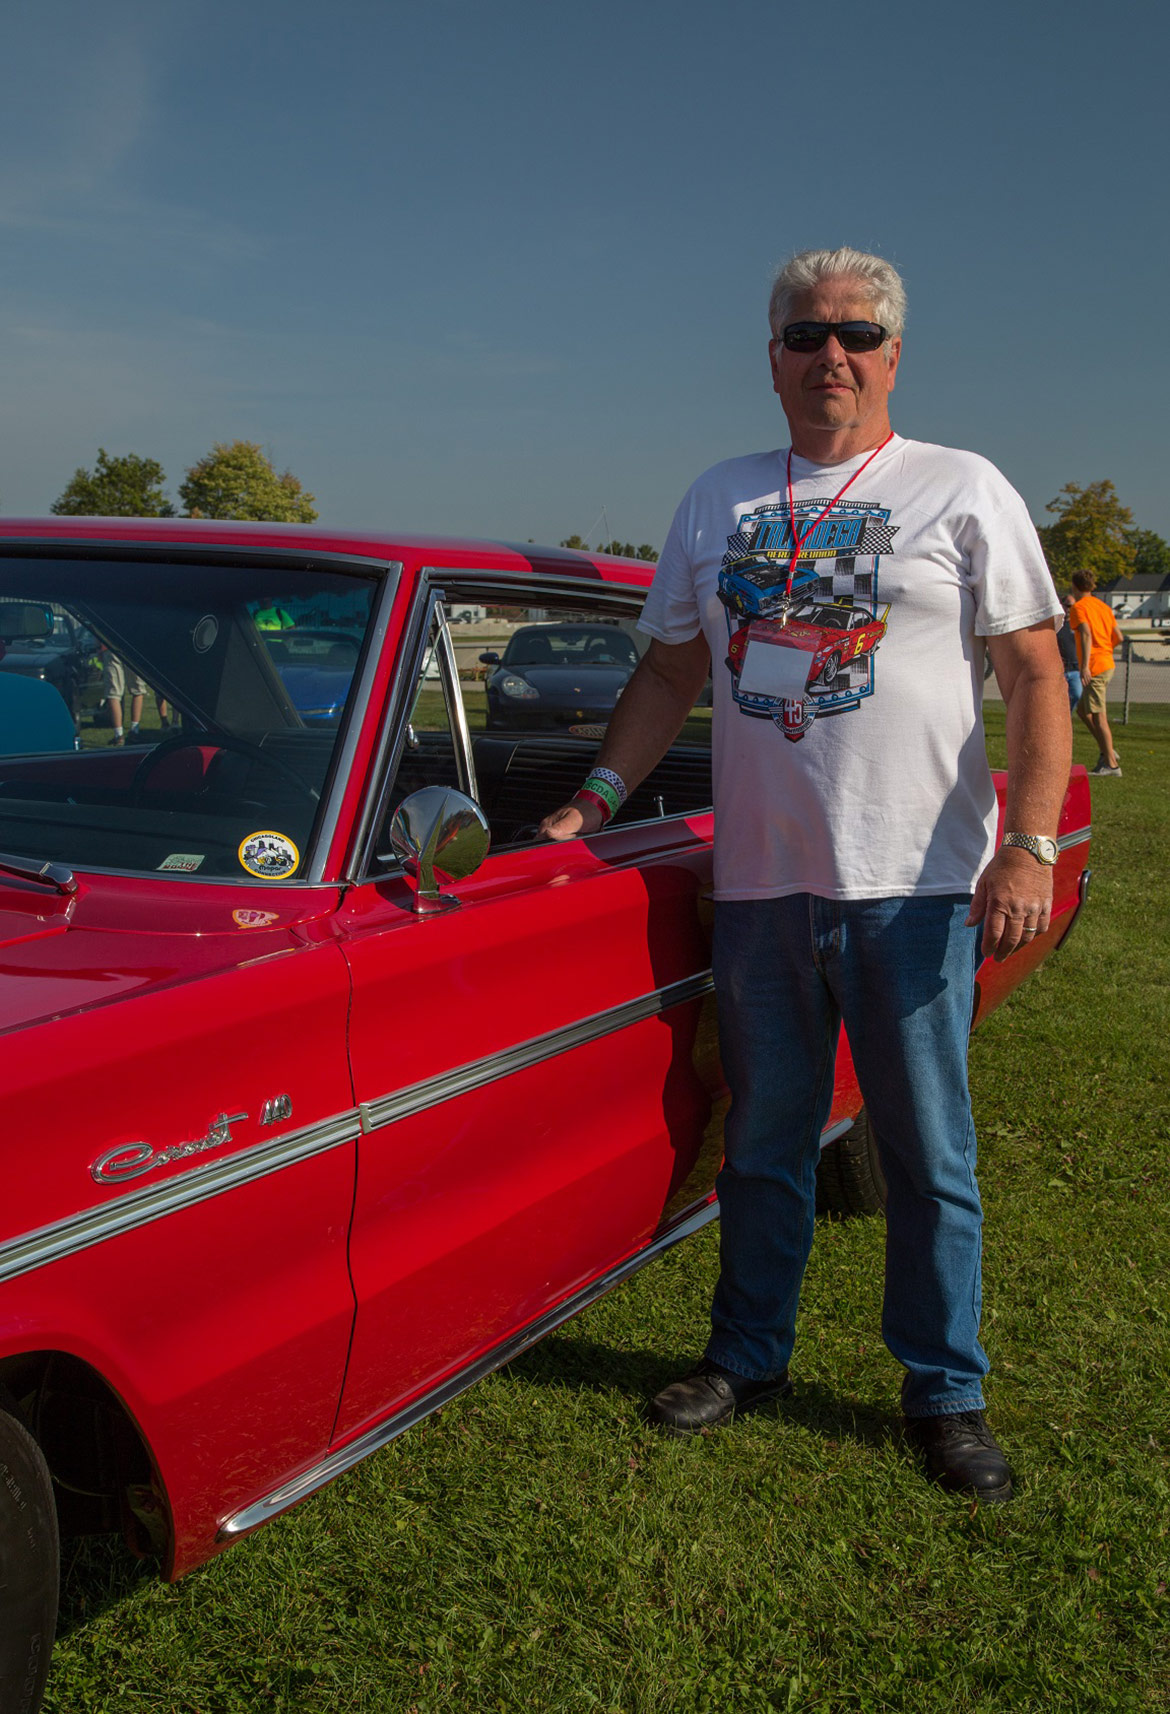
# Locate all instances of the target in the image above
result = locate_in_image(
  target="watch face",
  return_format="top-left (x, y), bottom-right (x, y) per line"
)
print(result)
top-left (1037, 837), bottom-right (1059, 864)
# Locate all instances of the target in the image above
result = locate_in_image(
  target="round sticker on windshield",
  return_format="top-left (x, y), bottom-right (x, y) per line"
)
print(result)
top-left (238, 831), bottom-right (300, 880)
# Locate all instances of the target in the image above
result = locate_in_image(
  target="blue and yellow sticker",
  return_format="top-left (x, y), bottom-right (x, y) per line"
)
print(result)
top-left (238, 830), bottom-right (300, 880)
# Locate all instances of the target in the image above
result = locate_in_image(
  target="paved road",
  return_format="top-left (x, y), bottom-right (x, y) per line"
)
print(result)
top-left (984, 653), bottom-right (1170, 705)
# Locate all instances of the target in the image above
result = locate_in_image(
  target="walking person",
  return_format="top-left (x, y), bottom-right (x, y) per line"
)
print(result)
top-left (541, 246), bottom-right (1070, 1502)
top-left (1057, 595), bottom-right (1083, 713)
top-left (1067, 569), bottom-right (1123, 775)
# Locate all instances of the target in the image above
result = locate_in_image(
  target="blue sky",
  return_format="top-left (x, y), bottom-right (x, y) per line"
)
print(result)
top-left (2, 0), bottom-right (1167, 548)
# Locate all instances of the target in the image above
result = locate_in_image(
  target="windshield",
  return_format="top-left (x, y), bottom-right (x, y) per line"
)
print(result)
top-left (0, 555), bottom-right (379, 882)
top-left (502, 624), bottom-right (640, 669)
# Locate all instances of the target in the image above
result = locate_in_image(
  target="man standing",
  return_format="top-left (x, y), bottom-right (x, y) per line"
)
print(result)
top-left (1067, 569), bottom-right (1123, 775)
top-left (541, 247), bottom-right (1070, 1502)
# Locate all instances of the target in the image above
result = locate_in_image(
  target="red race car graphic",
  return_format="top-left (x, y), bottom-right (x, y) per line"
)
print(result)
top-left (727, 599), bottom-right (887, 693)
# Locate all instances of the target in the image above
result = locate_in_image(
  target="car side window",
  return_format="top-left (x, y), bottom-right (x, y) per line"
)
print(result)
top-left (442, 591), bottom-right (713, 849)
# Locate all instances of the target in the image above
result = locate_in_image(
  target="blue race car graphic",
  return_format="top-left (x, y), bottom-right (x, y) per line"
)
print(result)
top-left (717, 556), bottom-right (820, 620)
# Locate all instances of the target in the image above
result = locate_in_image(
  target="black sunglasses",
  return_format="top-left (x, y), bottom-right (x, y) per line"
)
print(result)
top-left (780, 320), bottom-right (888, 354)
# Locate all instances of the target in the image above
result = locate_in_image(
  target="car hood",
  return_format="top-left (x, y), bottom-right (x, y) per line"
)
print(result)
top-left (497, 663), bottom-right (632, 696)
top-left (0, 872), bottom-right (341, 1035)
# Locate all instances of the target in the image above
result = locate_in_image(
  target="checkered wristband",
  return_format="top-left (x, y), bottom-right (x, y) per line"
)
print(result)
top-left (586, 767), bottom-right (628, 807)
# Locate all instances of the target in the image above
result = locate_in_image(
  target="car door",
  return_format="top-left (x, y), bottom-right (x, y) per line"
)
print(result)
top-left (331, 572), bottom-right (721, 1444)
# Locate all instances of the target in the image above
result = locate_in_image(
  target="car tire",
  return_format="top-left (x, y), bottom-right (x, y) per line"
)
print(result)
top-left (815, 1109), bottom-right (887, 1218)
top-left (0, 1404), bottom-right (59, 1714)
top-left (817, 651), bottom-right (843, 688)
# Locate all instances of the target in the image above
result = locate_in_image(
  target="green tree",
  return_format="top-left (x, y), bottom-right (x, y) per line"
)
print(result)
top-left (1037, 480), bottom-right (1135, 586)
top-left (179, 441), bottom-right (317, 522)
top-left (1125, 528), bottom-right (1170, 582)
top-left (51, 448), bottom-right (173, 516)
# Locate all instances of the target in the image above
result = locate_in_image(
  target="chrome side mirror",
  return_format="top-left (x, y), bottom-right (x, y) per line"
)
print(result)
top-left (387, 786), bottom-right (490, 914)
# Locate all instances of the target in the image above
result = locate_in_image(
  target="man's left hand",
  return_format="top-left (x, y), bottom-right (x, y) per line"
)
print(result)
top-left (967, 846), bottom-right (1054, 962)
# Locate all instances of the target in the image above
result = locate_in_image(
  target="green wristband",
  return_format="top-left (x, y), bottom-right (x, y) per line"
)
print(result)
top-left (582, 775), bottom-right (622, 817)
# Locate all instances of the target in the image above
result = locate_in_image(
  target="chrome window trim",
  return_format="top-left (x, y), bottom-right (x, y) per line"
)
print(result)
top-left (435, 600), bottom-right (478, 803)
top-left (220, 1192), bottom-right (723, 1539)
top-left (0, 970), bottom-right (713, 1285)
top-left (304, 561), bottom-right (402, 884)
top-left (346, 581), bottom-right (449, 883)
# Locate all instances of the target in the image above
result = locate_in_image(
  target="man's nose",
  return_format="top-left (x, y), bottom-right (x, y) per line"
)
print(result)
top-left (817, 332), bottom-right (849, 364)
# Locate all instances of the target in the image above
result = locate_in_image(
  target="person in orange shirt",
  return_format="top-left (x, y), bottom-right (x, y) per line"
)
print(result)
top-left (1067, 568), bottom-right (1123, 776)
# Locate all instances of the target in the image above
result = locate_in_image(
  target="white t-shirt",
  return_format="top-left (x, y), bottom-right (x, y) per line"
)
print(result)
top-left (639, 434), bottom-right (1061, 901)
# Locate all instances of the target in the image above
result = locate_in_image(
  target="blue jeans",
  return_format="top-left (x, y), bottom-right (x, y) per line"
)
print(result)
top-left (707, 894), bottom-right (988, 1418)
top-left (1065, 668), bottom-right (1083, 712)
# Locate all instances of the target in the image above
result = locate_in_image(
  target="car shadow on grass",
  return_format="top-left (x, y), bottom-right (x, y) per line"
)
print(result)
top-left (506, 1333), bottom-right (901, 1449)
top-left (53, 1532), bottom-right (155, 1642)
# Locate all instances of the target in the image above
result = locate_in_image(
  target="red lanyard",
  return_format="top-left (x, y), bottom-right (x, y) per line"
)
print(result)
top-left (782, 431), bottom-right (894, 608)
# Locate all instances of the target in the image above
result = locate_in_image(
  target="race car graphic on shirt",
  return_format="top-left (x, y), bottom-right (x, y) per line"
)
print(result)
top-left (717, 497), bottom-right (897, 742)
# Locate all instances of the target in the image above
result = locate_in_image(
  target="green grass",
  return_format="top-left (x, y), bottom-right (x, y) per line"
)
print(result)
top-left (43, 712), bottom-right (1170, 1713)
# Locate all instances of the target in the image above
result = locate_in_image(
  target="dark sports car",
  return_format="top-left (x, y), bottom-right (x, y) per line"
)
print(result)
top-left (480, 622), bottom-right (641, 730)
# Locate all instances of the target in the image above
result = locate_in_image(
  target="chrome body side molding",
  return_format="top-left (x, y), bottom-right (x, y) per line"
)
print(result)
top-left (0, 1111), bottom-right (361, 1288)
top-left (219, 1196), bottom-right (722, 1539)
top-left (1056, 826), bottom-right (1091, 851)
top-left (358, 971), bottom-right (714, 1134)
top-left (0, 972), bottom-right (715, 1286)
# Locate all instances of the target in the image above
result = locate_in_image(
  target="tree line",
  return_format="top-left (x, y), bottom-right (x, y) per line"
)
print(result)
top-left (41, 451), bottom-right (1169, 586)
top-left (49, 442), bottom-right (317, 523)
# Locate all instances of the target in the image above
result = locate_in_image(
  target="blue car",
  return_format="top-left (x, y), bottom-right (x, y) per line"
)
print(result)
top-left (265, 628), bottom-right (362, 726)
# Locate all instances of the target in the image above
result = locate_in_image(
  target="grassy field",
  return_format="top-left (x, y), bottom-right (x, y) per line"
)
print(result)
top-left (43, 710), bottom-right (1169, 1713)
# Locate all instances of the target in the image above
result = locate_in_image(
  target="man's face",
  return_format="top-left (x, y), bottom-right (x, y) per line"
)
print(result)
top-left (769, 280), bottom-right (901, 452)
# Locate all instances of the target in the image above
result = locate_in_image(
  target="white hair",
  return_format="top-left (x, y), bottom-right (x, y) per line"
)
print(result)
top-left (769, 247), bottom-right (907, 342)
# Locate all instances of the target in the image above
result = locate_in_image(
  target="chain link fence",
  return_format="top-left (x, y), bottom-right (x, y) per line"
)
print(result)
top-left (1118, 634), bottom-right (1170, 722)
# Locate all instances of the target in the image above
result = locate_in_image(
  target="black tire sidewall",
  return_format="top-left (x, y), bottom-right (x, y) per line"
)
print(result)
top-left (0, 1407), bottom-right (59, 1714)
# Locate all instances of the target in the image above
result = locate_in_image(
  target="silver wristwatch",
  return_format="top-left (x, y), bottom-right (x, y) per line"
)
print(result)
top-left (1002, 832), bottom-right (1058, 866)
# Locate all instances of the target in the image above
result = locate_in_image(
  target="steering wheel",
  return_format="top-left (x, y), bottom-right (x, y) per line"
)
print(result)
top-left (129, 731), bottom-right (320, 807)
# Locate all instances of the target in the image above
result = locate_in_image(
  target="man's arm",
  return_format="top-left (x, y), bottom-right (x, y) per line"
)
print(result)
top-left (539, 633), bottom-right (711, 840)
top-left (968, 620), bottom-right (1071, 961)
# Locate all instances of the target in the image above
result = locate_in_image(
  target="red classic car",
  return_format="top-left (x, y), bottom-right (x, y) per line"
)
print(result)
top-left (0, 519), bottom-right (1091, 1711)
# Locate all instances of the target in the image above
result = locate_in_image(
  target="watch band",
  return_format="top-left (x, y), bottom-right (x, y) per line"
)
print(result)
top-left (1002, 832), bottom-right (1058, 865)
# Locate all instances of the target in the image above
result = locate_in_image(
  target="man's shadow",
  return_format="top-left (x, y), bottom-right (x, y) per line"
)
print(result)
top-left (505, 1331), bottom-right (899, 1450)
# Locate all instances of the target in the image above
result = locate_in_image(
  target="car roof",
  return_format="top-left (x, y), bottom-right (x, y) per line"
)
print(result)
top-left (0, 518), bottom-right (656, 586)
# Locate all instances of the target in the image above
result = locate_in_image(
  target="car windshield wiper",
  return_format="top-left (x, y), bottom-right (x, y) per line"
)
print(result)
top-left (0, 852), bottom-right (78, 895)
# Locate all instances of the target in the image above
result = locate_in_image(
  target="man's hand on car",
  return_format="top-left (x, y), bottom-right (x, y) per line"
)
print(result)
top-left (967, 846), bottom-right (1054, 962)
top-left (539, 798), bottom-right (606, 841)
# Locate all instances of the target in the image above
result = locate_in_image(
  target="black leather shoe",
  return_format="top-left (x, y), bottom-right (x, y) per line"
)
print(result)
top-left (904, 1410), bottom-right (1013, 1502)
top-left (648, 1359), bottom-right (792, 1437)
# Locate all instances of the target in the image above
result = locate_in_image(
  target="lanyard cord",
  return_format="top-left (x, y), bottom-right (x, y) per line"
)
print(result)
top-left (783, 431), bottom-right (894, 604)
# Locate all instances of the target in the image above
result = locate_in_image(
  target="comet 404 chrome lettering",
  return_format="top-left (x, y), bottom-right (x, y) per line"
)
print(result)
top-left (0, 518), bottom-right (1091, 1714)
